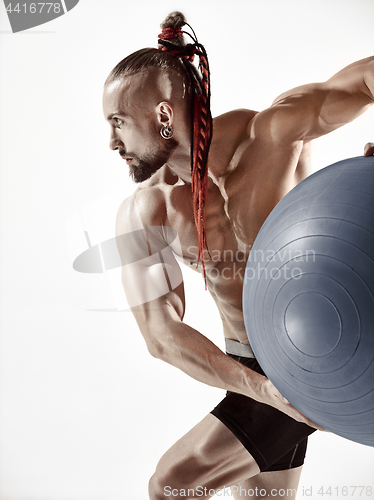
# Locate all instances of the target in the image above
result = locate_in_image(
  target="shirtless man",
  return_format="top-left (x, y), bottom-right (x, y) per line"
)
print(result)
top-left (102, 12), bottom-right (374, 500)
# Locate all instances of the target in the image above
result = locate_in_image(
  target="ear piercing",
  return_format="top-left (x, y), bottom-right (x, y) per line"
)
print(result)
top-left (160, 125), bottom-right (173, 139)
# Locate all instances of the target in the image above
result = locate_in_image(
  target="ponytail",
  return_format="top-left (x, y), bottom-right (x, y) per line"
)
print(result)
top-left (158, 12), bottom-right (212, 284)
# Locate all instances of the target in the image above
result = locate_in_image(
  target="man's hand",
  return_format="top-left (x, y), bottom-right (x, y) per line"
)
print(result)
top-left (364, 142), bottom-right (374, 156)
top-left (261, 378), bottom-right (326, 431)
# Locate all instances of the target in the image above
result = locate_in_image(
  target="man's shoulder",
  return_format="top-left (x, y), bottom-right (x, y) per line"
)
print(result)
top-left (211, 109), bottom-right (257, 152)
top-left (213, 109), bottom-right (258, 140)
top-left (116, 180), bottom-right (167, 236)
top-left (209, 109), bottom-right (258, 175)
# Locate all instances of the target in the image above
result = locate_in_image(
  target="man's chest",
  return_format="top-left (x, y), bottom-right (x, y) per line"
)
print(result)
top-left (163, 137), bottom-right (305, 269)
top-left (165, 179), bottom-right (253, 272)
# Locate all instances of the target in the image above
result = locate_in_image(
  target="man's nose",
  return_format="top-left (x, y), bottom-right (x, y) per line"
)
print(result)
top-left (109, 131), bottom-right (124, 151)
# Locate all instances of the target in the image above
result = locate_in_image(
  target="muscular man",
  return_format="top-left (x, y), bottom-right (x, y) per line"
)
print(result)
top-left (102, 12), bottom-right (374, 499)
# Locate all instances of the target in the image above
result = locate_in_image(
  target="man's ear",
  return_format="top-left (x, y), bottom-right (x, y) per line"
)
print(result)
top-left (156, 102), bottom-right (174, 126)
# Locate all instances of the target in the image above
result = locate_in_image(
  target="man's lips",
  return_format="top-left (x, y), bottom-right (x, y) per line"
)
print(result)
top-left (121, 154), bottom-right (133, 164)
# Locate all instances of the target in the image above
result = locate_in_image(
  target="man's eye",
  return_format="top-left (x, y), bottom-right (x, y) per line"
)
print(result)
top-left (114, 118), bottom-right (123, 127)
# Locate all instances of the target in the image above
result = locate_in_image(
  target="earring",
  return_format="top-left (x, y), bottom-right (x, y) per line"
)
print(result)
top-left (160, 125), bottom-right (173, 139)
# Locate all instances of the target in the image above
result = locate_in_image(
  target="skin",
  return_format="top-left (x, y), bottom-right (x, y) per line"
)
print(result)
top-left (103, 57), bottom-right (374, 499)
top-left (364, 141), bottom-right (374, 156)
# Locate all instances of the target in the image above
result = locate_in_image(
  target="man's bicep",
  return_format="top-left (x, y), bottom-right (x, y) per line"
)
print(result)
top-left (120, 244), bottom-right (184, 309)
top-left (122, 252), bottom-right (185, 355)
top-left (267, 58), bottom-right (374, 142)
top-left (115, 191), bottom-right (184, 309)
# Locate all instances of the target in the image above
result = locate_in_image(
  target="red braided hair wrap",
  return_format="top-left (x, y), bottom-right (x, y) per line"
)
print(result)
top-left (158, 27), bottom-right (184, 40)
top-left (158, 28), bottom-right (212, 285)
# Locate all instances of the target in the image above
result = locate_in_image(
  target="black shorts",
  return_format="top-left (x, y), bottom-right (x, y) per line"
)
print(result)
top-left (211, 354), bottom-right (316, 472)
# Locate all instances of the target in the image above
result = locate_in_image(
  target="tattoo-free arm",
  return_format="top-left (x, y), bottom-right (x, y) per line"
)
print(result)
top-left (115, 191), bottom-right (264, 398)
top-left (253, 56), bottom-right (374, 144)
top-left (116, 192), bottom-right (323, 429)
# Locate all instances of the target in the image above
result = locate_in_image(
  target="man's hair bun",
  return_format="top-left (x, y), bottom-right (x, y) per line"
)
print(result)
top-left (160, 11), bottom-right (187, 30)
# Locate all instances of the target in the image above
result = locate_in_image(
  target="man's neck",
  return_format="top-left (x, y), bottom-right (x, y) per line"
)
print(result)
top-left (167, 147), bottom-right (192, 184)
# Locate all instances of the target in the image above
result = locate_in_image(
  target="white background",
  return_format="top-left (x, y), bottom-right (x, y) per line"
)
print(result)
top-left (1, 0), bottom-right (374, 499)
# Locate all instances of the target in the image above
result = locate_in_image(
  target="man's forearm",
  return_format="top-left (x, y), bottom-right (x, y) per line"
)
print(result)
top-left (147, 319), bottom-right (266, 401)
top-left (134, 298), bottom-right (324, 428)
top-left (327, 56), bottom-right (374, 103)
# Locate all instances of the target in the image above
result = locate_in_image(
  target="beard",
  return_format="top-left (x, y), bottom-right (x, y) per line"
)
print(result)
top-left (127, 137), bottom-right (179, 183)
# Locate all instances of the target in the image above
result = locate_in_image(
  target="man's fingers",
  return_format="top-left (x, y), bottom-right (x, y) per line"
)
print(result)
top-left (364, 142), bottom-right (374, 156)
top-left (266, 380), bottom-right (327, 430)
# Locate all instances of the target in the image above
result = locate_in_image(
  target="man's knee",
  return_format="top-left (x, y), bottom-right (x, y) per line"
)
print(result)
top-left (148, 471), bottom-right (166, 500)
top-left (148, 469), bottom-right (190, 500)
top-left (148, 463), bottom-right (185, 500)
top-left (148, 455), bottom-right (205, 500)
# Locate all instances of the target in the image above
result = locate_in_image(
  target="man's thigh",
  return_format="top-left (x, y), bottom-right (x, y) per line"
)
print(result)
top-left (149, 413), bottom-right (261, 499)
